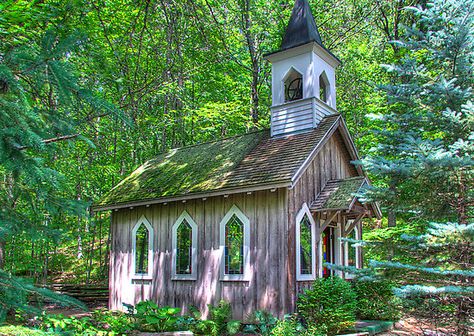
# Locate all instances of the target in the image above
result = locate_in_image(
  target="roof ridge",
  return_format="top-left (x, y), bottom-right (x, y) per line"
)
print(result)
top-left (156, 129), bottom-right (269, 154)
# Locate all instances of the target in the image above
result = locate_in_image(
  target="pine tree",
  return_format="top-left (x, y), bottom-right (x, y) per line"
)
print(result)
top-left (360, 0), bottom-right (474, 334)
top-left (0, 8), bottom-right (115, 318)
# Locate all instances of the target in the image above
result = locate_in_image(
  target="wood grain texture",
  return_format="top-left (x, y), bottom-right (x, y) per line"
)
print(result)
top-left (288, 131), bottom-right (358, 310)
top-left (109, 130), bottom-right (362, 318)
top-left (109, 189), bottom-right (288, 319)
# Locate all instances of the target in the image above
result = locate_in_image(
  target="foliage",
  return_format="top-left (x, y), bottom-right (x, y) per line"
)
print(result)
top-left (297, 277), bottom-right (357, 335)
top-left (353, 279), bottom-right (401, 321)
top-left (269, 315), bottom-right (305, 336)
top-left (0, 269), bottom-right (85, 324)
top-left (132, 301), bottom-right (186, 332)
top-left (190, 300), bottom-right (240, 336)
top-left (39, 313), bottom-right (116, 336)
top-left (90, 309), bottom-right (134, 335)
top-left (207, 300), bottom-right (237, 335)
top-left (0, 325), bottom-right (51, 336)
top-left (243, 310), bottom-right (278, 335)
top-left (189, 318), bottom-right (219, 336)
top-left (37, 307), bottom-right (139, 335)
top-left (359, 0), bottom-right (474, 334)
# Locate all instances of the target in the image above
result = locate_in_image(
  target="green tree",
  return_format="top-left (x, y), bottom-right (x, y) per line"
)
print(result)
top-left (0, 0), bottom-right (113, 318)
top-left (360, 0), bottom-right (474, 333)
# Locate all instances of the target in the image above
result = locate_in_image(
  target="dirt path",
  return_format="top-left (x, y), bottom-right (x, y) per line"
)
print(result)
top-left (378, 317), bottom-right (459, 335)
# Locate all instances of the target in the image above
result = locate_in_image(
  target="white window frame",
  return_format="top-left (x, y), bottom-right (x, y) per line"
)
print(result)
top-left (172, 211), bottom-right (198, 280)
top-left (219, 205), bottom-right (250, 281)
top-left (296, 203), bottom-right (317, 281)
top-left (344, 220), bottom-right (361, 279)
top-left (318, 71), bottom-right (331, 104)
top-left (282, 66), bottom-right (304, 103)
top-left (131, 215), bottom-right (154, 279)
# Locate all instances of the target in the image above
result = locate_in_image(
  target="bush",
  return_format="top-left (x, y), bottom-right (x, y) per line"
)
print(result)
top-left (270, 315), bottom-right (304, 336)
top-left (353, 280), bottom-right (401, 321)
top-left (297, 277), bottom-right (357, 335)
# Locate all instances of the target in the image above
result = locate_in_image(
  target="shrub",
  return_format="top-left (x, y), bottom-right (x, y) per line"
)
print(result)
top-left (270, 315), bottom-right (304, 336)
top-left (297, 277), bottom-right (357, 335)
top-left (353, 280), bottom-right (401, 321)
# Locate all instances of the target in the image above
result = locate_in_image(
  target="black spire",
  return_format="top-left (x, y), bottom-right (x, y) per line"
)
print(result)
top-left (281, 0), bottom-right (323, 50)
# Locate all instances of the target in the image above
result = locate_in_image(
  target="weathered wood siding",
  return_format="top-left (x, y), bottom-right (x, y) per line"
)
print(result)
top-left (271, 98), bottom-right (314, 136)
top-left (286, 129), bottom-right (358, 311)
top-left (109, 188), bottom-right (288, 319)
top-left (270, 97), bottom-right (336, 137)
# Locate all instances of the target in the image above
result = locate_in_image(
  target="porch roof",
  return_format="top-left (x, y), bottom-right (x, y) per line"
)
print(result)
top-left (311, 177), bottom-right (368, 212)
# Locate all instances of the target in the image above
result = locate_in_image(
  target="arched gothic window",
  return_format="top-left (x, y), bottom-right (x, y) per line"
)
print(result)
top-left (296, 204), bottom-right (316, 281)
top-left (284, 68), bottom-right (303, 102)
top-left (132, 216), bottom-right (154, 277)
top-left (319, 71), bottom-right (330, 103)
top-left (172, 211), bottom-right (198, 280)
top-left (219, 205), bottom-right (250, 281)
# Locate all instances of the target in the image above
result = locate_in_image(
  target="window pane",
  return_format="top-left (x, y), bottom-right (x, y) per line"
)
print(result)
top-left (225, 215), bottom-right (244, 275)
top-left (176, 219), bottom-right (193, 274)
top-left (135, 224), bottom-right (149, 274)
top-left (347, 229), bottom-right (357, 267)
top-left (299, 215), bottom-right (313, 275)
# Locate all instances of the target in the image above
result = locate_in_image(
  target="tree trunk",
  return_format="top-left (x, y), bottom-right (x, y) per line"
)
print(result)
top-left (387, 210), bottom-right (396, 227)
top-left (0, 239), bottom-right (5, 269)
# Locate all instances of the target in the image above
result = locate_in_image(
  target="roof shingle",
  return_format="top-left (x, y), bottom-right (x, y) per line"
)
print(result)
top-left (96, 114), bottom-right (340, 207)
top-left (311, 177), bottom-right (368, 211)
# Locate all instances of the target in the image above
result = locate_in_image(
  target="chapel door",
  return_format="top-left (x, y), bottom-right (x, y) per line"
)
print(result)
top-left (321, 227), bottom-right (335, 277)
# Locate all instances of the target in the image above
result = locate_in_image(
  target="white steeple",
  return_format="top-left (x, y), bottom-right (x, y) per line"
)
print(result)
top-left (264, 0), bottom-right (340, 137)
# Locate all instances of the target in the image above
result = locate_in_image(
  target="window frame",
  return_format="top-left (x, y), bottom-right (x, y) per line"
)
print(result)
top-left (282, 66), bottom-right (304, 103)
top-left (296, 203), bottom-right (317, 281)
top-left (318, 224), bottom-right (343, 278)
top-left (131, 215), bottom-right (154, 280)
top-left (171, 210), bottom-right (198, 280)
top-left (344, 220), bottom-right (361, 279)
top-left (318, 71), bottom-right (330, 104)
top-left (219, 205), bottom-right (250, 281)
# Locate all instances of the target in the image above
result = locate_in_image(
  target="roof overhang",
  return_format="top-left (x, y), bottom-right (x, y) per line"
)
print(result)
top-left (91, 181), bottom-right (291, 212)
top-left (290, 117), bottom-right (382, 219)
top-left (264, 41), bottom-right (341, 67)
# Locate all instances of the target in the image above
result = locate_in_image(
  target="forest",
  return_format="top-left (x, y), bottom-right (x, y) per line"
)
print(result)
top-left (0, 0), bottom-right (473, 335)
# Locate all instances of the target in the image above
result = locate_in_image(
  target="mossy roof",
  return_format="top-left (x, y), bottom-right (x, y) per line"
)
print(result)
top-left (96, 114), bottom-right (341, 208)
top-left (311, 177), bottom-right (368, 211)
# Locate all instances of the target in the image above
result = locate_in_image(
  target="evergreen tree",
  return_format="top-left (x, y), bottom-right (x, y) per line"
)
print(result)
top-left (360, 0), bottom-right (474, 334)
top-left (0, 4), bottom-right (115, 318)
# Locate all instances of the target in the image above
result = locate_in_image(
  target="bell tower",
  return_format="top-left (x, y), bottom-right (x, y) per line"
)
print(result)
top-left (265, 0), bottom-right (340, 137)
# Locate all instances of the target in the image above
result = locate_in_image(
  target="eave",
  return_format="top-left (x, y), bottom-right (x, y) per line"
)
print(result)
top-left (91, 181), bottom-right (291, 212)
